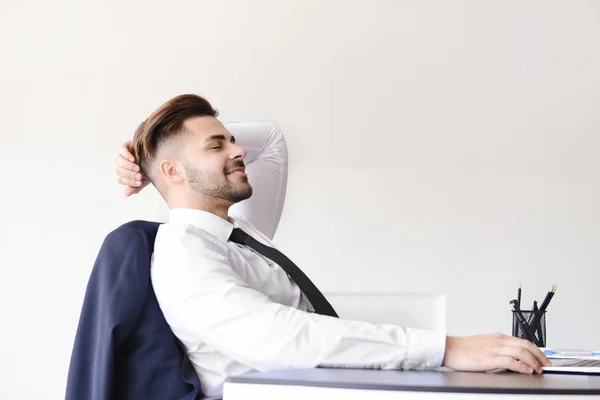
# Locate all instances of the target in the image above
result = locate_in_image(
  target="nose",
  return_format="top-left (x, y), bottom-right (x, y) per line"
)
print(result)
top-left (229, 143), bottom-right (246, 160)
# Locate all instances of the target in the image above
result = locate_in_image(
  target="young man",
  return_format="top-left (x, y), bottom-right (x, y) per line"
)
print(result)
top-left (115, 94), bottom-right (550, 398)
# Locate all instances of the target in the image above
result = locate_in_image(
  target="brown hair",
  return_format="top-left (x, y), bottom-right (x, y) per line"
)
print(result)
top-left (133, 94), bottom-right (219, 182)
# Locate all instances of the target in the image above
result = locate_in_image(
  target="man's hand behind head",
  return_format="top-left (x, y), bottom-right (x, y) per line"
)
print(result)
top-left (443, 333), bottom-right (551, 374)
top-left (115, 140), bottom-right (150, 196)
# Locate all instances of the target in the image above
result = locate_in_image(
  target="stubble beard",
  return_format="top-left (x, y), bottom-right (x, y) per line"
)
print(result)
top-left (184, 163), bottom-right (253, 204)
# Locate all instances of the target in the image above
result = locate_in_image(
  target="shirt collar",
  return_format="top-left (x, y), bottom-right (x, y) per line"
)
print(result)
top-left (169, 208), bottom-right (237, 242)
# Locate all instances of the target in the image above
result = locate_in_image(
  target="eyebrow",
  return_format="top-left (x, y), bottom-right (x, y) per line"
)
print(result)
top-left (203, 134), bottom-right (236, 144)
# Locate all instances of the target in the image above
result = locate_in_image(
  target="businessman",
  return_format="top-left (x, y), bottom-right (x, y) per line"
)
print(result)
top-left (115, 94), bottom-right (550, 397)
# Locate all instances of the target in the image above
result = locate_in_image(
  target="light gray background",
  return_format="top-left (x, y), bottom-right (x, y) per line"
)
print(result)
top-left (2, 1), bottom-right (599, 399)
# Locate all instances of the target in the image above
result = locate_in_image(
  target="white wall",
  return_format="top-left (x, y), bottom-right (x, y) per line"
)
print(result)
top-left (1, 0), bottom-right (599, 398)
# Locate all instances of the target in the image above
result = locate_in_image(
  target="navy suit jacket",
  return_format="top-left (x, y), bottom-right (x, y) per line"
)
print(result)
top-left (65, 220), bottom-right (204, 400)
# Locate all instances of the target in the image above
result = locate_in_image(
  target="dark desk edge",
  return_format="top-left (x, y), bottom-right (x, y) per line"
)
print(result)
top-left (227, 372), bottom-right (600, 395)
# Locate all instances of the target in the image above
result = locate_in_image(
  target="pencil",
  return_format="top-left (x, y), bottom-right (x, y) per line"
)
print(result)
top-left (539, 284), bottom-right (557, 312)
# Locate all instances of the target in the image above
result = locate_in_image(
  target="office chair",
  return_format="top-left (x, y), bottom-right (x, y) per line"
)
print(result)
top-left (325, 292), bottom-right (447, 333)
top-left (65, 220), bottom-right (204, 400)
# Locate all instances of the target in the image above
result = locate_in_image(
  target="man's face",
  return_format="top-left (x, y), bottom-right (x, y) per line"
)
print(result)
top-left (180, 116), bottom-right (252, 204)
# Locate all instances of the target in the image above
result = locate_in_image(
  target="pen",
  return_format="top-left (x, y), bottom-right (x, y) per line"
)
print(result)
top-left (510, 299), bottom-right (542, 347)
top-left (531, 286), bottom-right (556, 347)
top-left (531, 300), bottom-right (542, 345)
top-left (517, 283), bottom-right (522, 308)
top-left (526, 300), bottom-right (537, 325)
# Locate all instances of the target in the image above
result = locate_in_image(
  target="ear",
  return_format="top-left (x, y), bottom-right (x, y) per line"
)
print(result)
top-left (158, 159), bottom-right (185, 184)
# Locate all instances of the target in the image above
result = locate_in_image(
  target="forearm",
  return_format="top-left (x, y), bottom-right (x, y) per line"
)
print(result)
top-left (225, 122), bottom-right (288, 239)
top-left (210, 304), bottom-right (447, 372)
top-left (223, 121), bottom-right (284, 166)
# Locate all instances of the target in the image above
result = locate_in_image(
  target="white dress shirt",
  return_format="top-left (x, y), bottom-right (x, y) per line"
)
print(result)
top-left (151, 122), bottom-right (447, 398)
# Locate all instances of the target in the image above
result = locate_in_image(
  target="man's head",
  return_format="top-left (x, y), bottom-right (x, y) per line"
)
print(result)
top-left (133, 94), bottom-right (252, 211)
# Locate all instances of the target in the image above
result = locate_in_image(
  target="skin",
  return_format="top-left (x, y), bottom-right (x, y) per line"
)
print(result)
top-left (119, 116), bottom-right (252, 220)
top-left (115, 116), bottom-right (552, 374)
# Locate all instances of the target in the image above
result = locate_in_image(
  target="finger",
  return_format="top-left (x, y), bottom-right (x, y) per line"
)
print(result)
top-left (497, 346), bottom-right (542, 373)
top-left (124, 179), bottom-right (149, 196)
top-left (118, 176), bottom-right (142, 187)
top-left (522, 340), bottom-right (552, 367)
top-left (496, 357), bottom-right (534, 374)
top-left (116, 155), bottom-right (141, 172)
top-left (124, 186), bottom-right (141, 197)
top-left (116, 166), bottom-right (143, 182)
top-left (118, 143), bottom-right (135, 162)
top-left (509, 337), bottom-right (552, 367)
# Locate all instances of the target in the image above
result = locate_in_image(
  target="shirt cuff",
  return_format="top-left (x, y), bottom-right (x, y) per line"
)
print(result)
top-left (403, 328), bottom-right (446, 370)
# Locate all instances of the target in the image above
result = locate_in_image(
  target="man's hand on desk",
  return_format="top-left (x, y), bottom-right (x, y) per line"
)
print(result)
top-left (443, 333), bottom-right (552, 374)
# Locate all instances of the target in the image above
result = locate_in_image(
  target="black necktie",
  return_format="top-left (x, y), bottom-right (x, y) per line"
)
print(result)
top-left (229, 228), bottom-right (338, 318)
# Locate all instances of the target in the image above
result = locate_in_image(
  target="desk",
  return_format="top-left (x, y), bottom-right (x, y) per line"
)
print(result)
top-left (224, 368), bottom-right (600, 399)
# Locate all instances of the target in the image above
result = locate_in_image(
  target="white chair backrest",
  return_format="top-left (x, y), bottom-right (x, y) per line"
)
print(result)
top-left (324, 292), bottom-right (446, 333)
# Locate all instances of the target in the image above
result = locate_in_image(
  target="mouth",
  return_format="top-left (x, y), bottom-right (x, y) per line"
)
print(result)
top-left (227, 168), bottom-right (247, 177)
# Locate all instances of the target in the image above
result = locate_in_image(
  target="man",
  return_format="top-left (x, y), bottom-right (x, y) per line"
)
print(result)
top-left (115, 94), bottom-right (550, 398)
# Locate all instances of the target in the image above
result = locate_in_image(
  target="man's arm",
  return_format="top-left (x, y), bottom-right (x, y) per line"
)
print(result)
top-left (154, 242), bottom-right (551, 374)
top-left (225, 122), bottom-right (288, 240)
top-left (117, 123), bottom-right (550, 375)
top-left (115, 121), bottom-right (287, 239)
top-left (152, 238), bottom-right (446, 372)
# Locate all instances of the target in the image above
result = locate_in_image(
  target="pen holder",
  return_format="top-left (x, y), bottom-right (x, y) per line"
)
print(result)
top-left (512, 310), bottom-right (546, 347)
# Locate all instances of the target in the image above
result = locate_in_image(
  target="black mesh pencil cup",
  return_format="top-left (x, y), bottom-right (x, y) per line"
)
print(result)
top-left (512, 310), bottom-right (546, 348)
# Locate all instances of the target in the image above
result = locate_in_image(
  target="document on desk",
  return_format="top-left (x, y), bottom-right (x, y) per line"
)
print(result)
top-left (543, 348), bottom-right (600, 359)
top-left (544, 358), bottom-right (600, 374)
top-left (542, 349), bottom-right (600, 374)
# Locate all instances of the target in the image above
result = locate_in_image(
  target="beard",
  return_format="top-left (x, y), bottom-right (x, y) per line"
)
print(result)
top-left (184, 161), bottom-right (253, 204)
